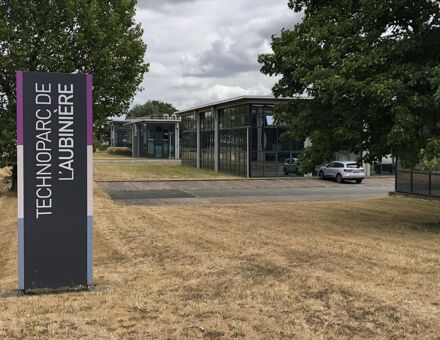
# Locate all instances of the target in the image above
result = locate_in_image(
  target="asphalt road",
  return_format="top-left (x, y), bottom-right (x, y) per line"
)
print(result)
top-left (99, 177), bottom-right (394, 206)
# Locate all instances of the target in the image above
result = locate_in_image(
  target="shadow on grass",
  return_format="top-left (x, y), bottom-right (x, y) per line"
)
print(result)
top-left (0, 285), bottom-right (112, 298)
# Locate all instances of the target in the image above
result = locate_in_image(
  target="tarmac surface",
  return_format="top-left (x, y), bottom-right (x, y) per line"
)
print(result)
top-left (99, 177), bottom-right (395, 206)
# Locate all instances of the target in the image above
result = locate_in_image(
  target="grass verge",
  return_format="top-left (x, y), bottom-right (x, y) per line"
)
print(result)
top-left (0, 167), bottom-right (11, 192)
top-left (94, 162), bottom-right (235, 181)
top-left (0, 176), bottom-right (439, 338)
top-left (93, 151), bottom-right (132, 160)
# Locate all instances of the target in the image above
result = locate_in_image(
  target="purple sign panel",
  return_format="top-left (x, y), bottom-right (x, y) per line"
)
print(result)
top-left (17, 71), bottom-right (93, 290)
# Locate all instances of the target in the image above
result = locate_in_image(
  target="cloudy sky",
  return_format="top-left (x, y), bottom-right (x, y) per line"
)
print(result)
top-left (133, 0), bottom-right (303, 111)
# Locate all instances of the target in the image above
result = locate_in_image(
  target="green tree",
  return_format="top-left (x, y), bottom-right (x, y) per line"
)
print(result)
top-left (418, 138), bottom-right (440, 171)
top-left (127, 100), bottom-right (177, 118)
top-left (259, 0), bottom-right (440, 172)
top-left (0, 0), bottom-right (149, 189)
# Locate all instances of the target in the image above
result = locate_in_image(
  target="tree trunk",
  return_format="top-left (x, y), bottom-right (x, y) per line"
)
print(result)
top-left (10, 164), bottom-right (17, 192)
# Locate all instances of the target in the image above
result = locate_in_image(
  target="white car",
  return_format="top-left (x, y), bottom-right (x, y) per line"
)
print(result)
top-left (318, 161), bottom-right (365, 183)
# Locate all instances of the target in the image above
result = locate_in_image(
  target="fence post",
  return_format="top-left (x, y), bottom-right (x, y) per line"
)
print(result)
top-left (410, 169), bottom-right (414, 193)
top-left (429, 171), bottom-right (432, 196)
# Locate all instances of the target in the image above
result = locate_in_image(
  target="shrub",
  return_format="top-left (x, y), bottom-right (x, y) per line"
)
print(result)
top-left (418, 138), bottom-right (440, 172)
top-left (94, 138), bottom-right (108, 152)
top-left (106, 147), bottom-right (132, 156)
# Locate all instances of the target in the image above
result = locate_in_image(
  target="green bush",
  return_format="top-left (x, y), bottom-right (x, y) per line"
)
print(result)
top-left (106, 147), bottom-right (132, 156)
top-left (93, 138), bottom-right (106, 153)
top-left (418, 138), bottom-right (440, 172)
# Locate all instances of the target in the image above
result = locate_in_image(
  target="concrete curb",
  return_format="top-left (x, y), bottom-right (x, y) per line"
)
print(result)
top-left (95, 177), bottom-right (326, 183)
top-left (95, 176), bottom-right (395, 183)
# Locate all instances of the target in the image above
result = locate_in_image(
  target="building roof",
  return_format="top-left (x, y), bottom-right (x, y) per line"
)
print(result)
top-left (176, 95), bottom-right (310, 115)
top-left (110, 119), bottom-right (129, 124)
top-left (126, 115), bottom-right (181, 124)
top-left (110, 115), bottom-right (181, 125)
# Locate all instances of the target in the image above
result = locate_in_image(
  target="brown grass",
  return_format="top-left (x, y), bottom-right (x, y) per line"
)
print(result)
top-left (0, 167), bottom-right (11, 192)
top-left (93, 150), bottom-right (132, 160)
top-left (0, 171), bottom-right (439, 338)
top-left (94, 162), bottom-right (235, 181)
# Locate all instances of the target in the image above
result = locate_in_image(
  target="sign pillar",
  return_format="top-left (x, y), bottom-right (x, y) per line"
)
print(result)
top-left (16, 71), bottom-right (93, 290)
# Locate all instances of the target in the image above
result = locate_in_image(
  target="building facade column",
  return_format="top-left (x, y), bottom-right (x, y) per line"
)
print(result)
top-left (213, 106), bottom-right (219, 172)
top-left (110, 124), bottom-right (115, 147)
top-left (175, 122), bottom-right (180, 160)
top-left (363, 162), bottom-right (371, 177)
top-left (362, 151), bottom-right (371, 177)
top-left (132, 123), bottom-right (140, 158)
top-left (247, 127), bottom-right (251, 178)
top-left (196, 110), bottom-right (201, 169)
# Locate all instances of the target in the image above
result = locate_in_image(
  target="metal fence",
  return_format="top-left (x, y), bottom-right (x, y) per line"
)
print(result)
top-left (396, 169), bottom-right (440, 198)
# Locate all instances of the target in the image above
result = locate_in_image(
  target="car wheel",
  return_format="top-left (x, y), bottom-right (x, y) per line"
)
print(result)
top-left (336, 173), bottom-right (343, 183)
top-left (319, 171), bottom-right (325, 180)
top-left (356, 179), bottom-right (363, 184)
top-left (284, 168), bottom-right (289, 175)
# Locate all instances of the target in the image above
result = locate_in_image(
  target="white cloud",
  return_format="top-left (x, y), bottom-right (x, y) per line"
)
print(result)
top-left (132, 0), bottom-right (303, 110)
top-left (137, 0), bottom-right (200, 11)
top-left (148, 62), bottom-right (171, 77)
top-left (204, 84), bottom-right (271, 101)
top-left (180, 39), bottom-right (257, 78)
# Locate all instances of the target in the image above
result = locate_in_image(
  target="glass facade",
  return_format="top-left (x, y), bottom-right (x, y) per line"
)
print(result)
top-left (219, 105), bottom-right (249, 129)
top-left (250, 105), bottom-right (304, 177)
top-left (371, 156), bottom-right (396, 175)
top-left (179, 102), bottom-right (305, 177)
top-left (200, 111), bottom-right (215, 170)
top-left (139, 123), bottom-right (175, 159)
top-left (112, 123), bottom-right (132, 148)
top-left (180, 113), bottom-right (197, 167)
top-left (219, 105), bottom-right (249, 176)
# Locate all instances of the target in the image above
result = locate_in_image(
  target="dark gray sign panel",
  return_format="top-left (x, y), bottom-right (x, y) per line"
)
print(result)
top-left (17, 71), bottom-right (93, 290)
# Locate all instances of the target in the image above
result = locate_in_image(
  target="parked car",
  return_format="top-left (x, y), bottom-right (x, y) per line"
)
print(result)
top-left (318, 161), bottom-right (365, 183)
top-left (283, 158), bottom-right (301, 175)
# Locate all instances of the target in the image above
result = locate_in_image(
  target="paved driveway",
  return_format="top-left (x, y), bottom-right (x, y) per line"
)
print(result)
top-left (98, 177), bottom-right (394, 205)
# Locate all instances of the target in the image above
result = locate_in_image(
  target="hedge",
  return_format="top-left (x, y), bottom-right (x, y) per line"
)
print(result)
top-left (106, 147), bottom-right (132, 156)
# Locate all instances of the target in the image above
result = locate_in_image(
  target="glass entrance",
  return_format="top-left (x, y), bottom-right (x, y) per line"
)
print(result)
top-left (142, 124), bottom-right (175, 159)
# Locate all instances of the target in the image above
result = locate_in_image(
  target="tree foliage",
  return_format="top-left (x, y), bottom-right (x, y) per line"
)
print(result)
top-left (259, 0), bottom-right (440, 172)
top-left (127, 100), bottom-right (177, 118)
top-left (418, 138), bottom-right (440, 171)
top-left (0, 0), bottom-right (148, 185)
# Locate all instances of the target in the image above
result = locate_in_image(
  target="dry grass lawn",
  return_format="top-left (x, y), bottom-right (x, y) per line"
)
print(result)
top-left (94, 162), bottom-right (235, 181)
top-left (93, 151), bottom-right (132, 160)
top-left (0, 172), bottom-right (439, 338)
top-left (0, 167), bottom-right (11, 192)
